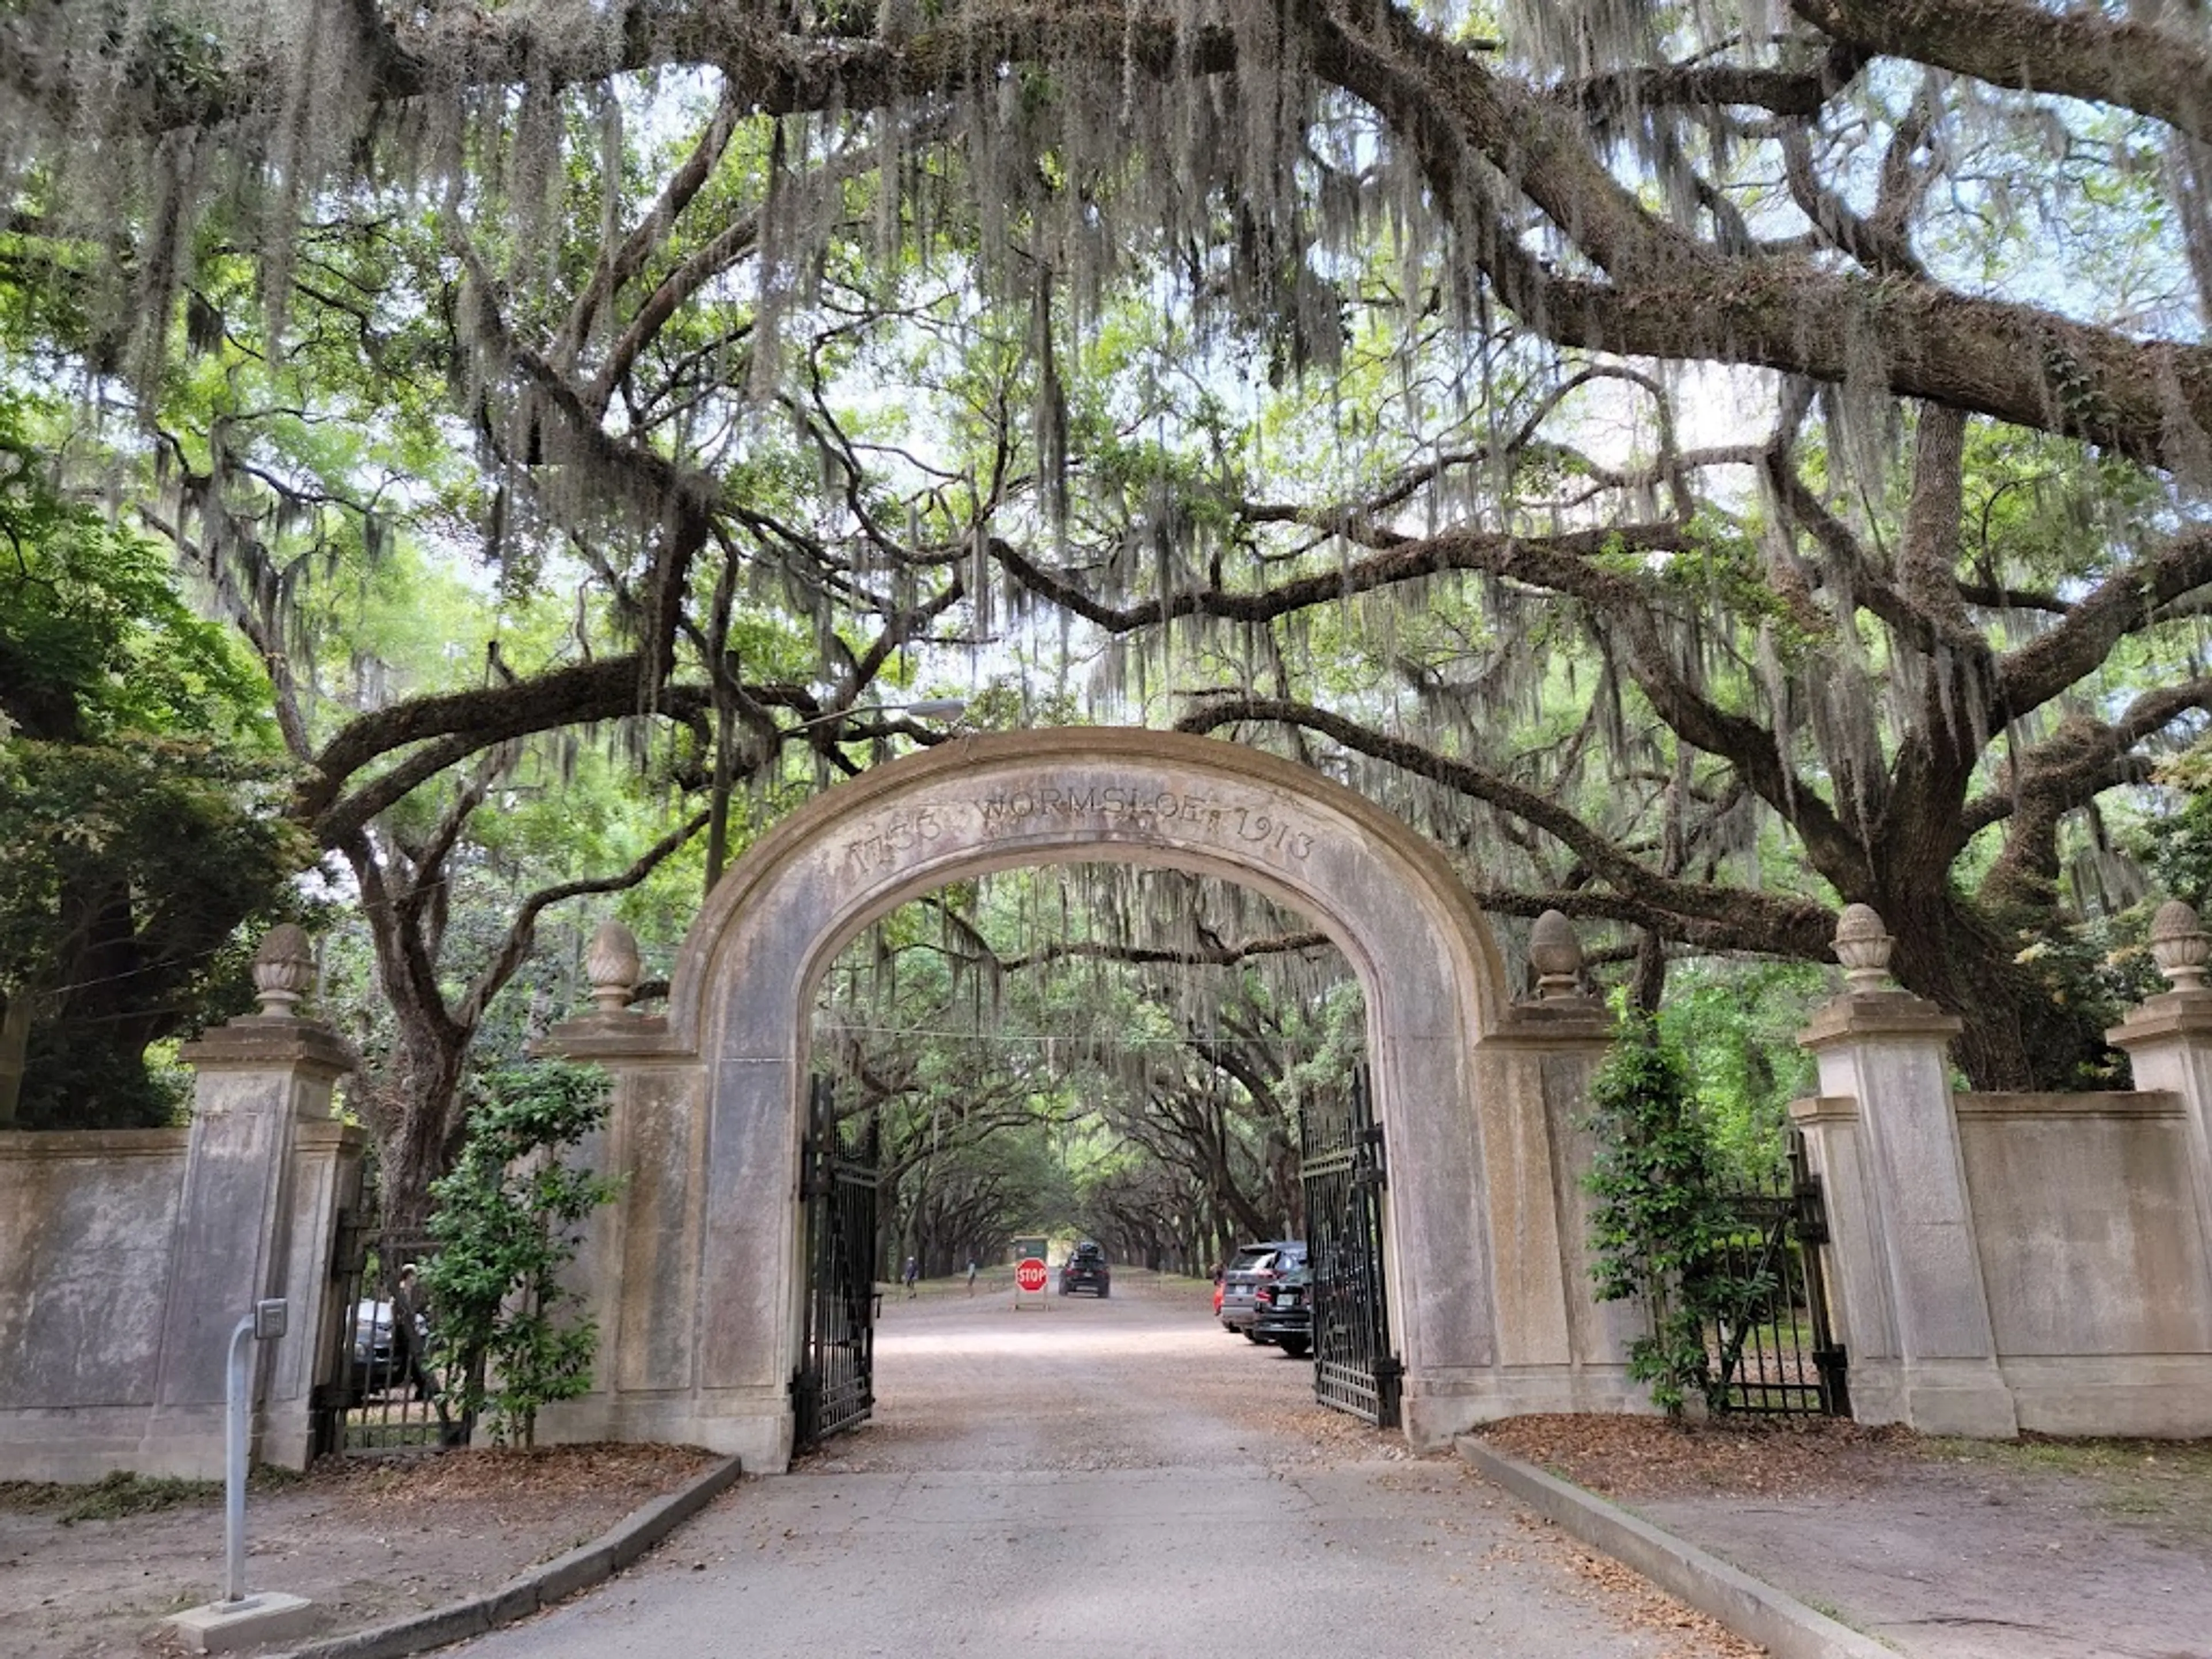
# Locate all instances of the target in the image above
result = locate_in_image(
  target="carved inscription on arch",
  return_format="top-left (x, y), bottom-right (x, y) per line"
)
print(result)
top-left (834, 776), bottom-right (1317, 878)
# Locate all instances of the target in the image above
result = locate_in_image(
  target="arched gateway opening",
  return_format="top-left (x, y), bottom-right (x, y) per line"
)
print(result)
top-left (543, 730), bottom-right (1641, 1467)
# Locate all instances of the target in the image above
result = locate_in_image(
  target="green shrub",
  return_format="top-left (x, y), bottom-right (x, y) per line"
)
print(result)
top-left (423, 1062), bottom-right (619, 1447)
top-left (1585, 1015), bottom-right (1773, 1415)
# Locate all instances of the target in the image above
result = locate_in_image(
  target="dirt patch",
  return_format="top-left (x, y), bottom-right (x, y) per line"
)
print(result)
top-left (1475, 1414), bottom-right (2212, 1658)
top-left (1, 1444), bottom-right (717, 1659)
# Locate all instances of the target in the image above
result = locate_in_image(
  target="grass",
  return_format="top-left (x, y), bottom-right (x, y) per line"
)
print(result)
top-left (0, 1464), bottom-right (305, 1523)
top-left (1926, 1435), bottom-right (2212, 1540)
top-left (0, 1471), bottom-right (217, 1522)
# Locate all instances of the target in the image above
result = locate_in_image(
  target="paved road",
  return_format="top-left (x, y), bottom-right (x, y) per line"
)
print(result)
top-left (456, 1276), bottom-right (1721, 1658)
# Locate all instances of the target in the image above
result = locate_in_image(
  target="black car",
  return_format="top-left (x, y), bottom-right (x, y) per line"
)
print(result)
top-left (344, 1296), bottom-right (428, 1403)
top-left (1250, 1266), bottom-right (1312, 1358)
top-left (1060, 1242), bottom-right (1111, 1297)
top-left (1222, 1240), bottom-right (1305, 1336)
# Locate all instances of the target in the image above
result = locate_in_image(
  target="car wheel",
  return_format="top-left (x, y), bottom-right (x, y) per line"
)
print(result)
top-left (1278, 1338), bottom-right (1310, 1358)
top-left (1244, 1329), bottom-right (1269, 1344)
top-left (1099, 1287), bottom-right (1110, 1298)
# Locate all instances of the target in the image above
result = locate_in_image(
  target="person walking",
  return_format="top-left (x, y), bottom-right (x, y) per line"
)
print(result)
top-left (902, 1255), bottom-right (919, 1298)
top-left (390, 1263), bottom-right (438, 1403)
top-left (965, 1259), bottom-right (978, 1297)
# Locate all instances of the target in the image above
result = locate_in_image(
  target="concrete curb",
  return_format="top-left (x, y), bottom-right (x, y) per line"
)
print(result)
top-left (1456, 1438), bottom-right (1892, 1659)
top-left (267, 1453), bottom-right (745, 1659)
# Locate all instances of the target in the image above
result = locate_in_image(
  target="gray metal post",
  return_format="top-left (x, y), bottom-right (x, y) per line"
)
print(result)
top-left (224, 1299), bottom-right (289, 1606)
top-left (223, 1313), bottom-right (253, 1603)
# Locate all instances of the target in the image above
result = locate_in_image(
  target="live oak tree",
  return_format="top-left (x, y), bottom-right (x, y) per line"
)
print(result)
top-left (7, 0), bottom-right (2212, 1096)
top-left (0, 389), bottom-right (304, 1126)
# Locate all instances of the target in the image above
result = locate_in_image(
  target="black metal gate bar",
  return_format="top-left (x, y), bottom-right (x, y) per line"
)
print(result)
top-left (793, 1076), bottom-right (880, 1452)
top-left (313, 1218), bottom-right (457, 1456)
top-left (1710, 1128), bottom-right (1849, 1418)
top-left (1790, 1130), bottom-right (1851, 1418)
top-left (1301, 1066), bottom-right (1402, 1428)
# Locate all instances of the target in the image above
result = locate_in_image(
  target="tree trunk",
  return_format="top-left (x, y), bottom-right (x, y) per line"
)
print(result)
top-left (1884, 892), bottom-right (2113, 1092)
top-left (0, 989), bottom-right (31, 1126)
top-left (372, 1018), bottom-right (471, 1233)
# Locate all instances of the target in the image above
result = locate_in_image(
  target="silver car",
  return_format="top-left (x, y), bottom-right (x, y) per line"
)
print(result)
top-left (1221, 1240), bottom-right (1305, 1337)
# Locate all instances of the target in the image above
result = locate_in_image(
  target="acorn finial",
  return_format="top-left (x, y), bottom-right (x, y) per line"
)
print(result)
top-left (1834, 905), bottom-right (1894, 993)
top-left (1529, 910), bottom-right (1583, 999)
top-left (2150, 899), bottom-right (2210, 993)
top-left (586, 920), bottom-right (642, 1014)
top-left (252, 925), bottom-right (316, 1017)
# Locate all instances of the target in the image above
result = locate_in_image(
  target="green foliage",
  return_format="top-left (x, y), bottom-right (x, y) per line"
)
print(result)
top-left (2145, 744), bottom-right (2212, 910)
top-left (1584, 1016), bottom-right (1772, 1416)
top-left (0, 390), bottom-right (305, 1126)
top-left (422, 1063), bottom-right (619, 1448)
top-left (1654, 962), bottom-right (1827, 1184)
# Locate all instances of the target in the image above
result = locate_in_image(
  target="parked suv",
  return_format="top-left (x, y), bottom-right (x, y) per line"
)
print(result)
top-left (1251, 1264), bottom-right (1313, 1358)
top-left (1060, 1241), bottom-right (1111, 1297)
top-left (1221, 1240), bottom-right (1305, 1335)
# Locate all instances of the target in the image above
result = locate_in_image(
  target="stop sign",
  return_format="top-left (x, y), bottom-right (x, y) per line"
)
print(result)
top-left (1015, 1257), bottom-right (1049, 1293)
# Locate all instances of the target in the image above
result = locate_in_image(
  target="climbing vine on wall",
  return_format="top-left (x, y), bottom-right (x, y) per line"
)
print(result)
top-left (1584, 1016), bottom-right (1772, 1416)
top-left (423, 1062), bottom-right (620, 1447)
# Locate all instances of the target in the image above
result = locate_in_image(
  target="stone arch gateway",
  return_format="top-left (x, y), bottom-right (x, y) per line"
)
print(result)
top-left (541, 730), bottom-right (1643, 1465)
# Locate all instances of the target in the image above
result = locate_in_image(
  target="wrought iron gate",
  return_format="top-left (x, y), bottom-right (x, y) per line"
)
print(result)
top-left (1301, 1066), bottom-right (1403, 1427)
top-left (312, 1217), bottom-right (461, 1456)
top-left (793, 1077), bottom-right (881, 1452)
top-left (1709, 1130), bottom-right (1850, 1417)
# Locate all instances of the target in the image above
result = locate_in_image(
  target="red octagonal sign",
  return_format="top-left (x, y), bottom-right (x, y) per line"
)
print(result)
top-left (1015, 1257), bottom-right (1049, 1293)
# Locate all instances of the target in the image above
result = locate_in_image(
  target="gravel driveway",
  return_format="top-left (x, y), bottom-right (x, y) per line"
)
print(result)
top-left (453, 1273), bottom-right (1747, 1658)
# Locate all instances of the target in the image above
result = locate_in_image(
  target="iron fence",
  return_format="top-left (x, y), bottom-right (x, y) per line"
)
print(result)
top-left (313, 1216), bottom-right (467, 1457)
top-left (1302, 1067), bottom-right (1403, 1429)
top-left (793, 1078), bottom-right (881, 1452)
top-left (1708, 1131), bottom-right (1849, 1418)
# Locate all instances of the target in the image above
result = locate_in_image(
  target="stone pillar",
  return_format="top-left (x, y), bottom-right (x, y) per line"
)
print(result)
top-left (150, 927), bottom-right (358, 1476)
top-left (2108, 900), bottom-right (2212, 1282)
top-left (1447, 911), bottom-right (1646, 1429)
top-left (1794, 906), bottom-right (2016, 1437)
top-left (531, 922), bottom-right (709, 1449)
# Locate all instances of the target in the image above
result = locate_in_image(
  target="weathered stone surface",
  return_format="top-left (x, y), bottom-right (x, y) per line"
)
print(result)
top-left (1799, 990), bottom-right (2017, 1437)
top-left (0, 1013), bottom-right (363, 1481)
top-left (0, 1131), bottom-right (187, 1412)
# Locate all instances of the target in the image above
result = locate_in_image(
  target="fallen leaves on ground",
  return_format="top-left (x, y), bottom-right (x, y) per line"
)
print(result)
top-left (1523, 1518), bottom-right (1767, 1659)
top-left (321, 1442), bottom-right (719, 1520)
top-left (1479, 1412), bottom-right (1913, 1501)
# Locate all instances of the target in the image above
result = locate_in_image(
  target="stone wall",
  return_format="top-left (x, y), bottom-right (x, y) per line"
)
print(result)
top-left (1791, 902), bottom-right (2212, 1438)
top-left (0, 1118), bottom-right (364, 1480)
top-left (0, 930), bottom-right (363, 1480)
top-left (0, 1130), bottom-right (188, 1430)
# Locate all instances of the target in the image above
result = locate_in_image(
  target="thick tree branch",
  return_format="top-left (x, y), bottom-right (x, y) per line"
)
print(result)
top-left (994, 521), bottom-right (1690, 632)
top-left (1173, 693), bottom-right (1835, 945)
top-left (1963, 676), bottom-right (2212, 841)
top-left (453, 808), bottom-right (710, 1029)
top-left (27, 1), bottom-right (2212, 467)
top-left (1791, 0), bottom-right (2212, 147)
top-left (1471, 886), bottom-right (1835, 963)
top-left (1996, 527), bottom-right (2212, 719)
